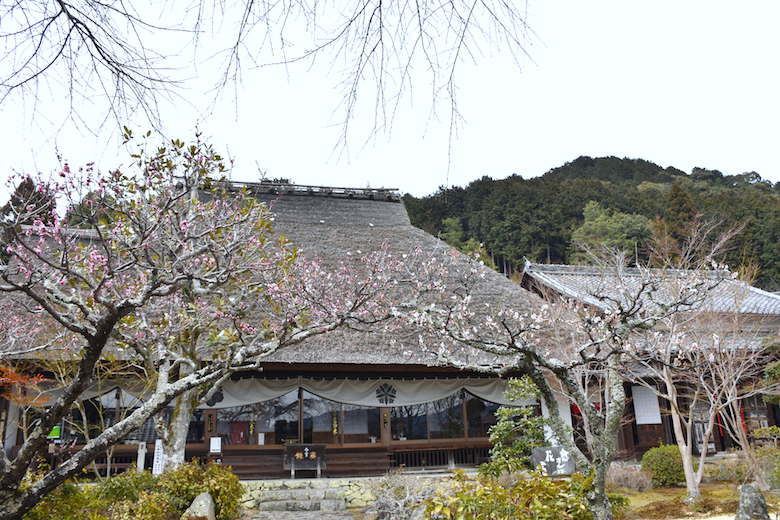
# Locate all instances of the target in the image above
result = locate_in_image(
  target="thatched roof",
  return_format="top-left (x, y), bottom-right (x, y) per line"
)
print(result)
top-left (241, 184), bottom-right (540, 366)
top-left (1, 184), bottom-right (540, 369)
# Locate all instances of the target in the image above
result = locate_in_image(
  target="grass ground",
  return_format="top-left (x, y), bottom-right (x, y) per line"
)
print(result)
top-left (617, 481), bottom-right (780, 520)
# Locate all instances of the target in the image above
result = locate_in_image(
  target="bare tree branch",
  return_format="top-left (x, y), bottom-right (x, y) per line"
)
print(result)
top-left (2, 0), bottom-right (533, 145)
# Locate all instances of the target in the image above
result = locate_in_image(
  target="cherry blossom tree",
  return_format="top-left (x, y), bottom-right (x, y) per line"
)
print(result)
top-left (690, 313), bottom-right (779, 492)
top-left (0, 132), bottom-right (436, 520)
top-left (628, 300), bottom-right (780, 501)
top-left (621, 219), bottom-right (780, 502)
top-left (410, 253), bottom-right (728, 520)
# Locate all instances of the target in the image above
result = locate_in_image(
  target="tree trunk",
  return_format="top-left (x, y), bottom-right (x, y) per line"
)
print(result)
top-left (585, 355), bottom-right (627, 520)
top-left (738, 432), bottom-right (770, 491)
top-left (587, 487), bottom-right (614, 520)
top-left (725, 401), bottom-right (770, 491)
top-left (528, 355), bottom-right (624, 520)
top-left (159, 386), bottom-right (198, 472)
top-left (680, 445), bottom-right (700, 502)
top-left (691, 411), bottom-right (723, 502)
top-left (659, 366), bottom-right (707, 503)
top-left (155, 352), bottom-right (200, 473)
top-left (669, 406), bottom-right (702, 502)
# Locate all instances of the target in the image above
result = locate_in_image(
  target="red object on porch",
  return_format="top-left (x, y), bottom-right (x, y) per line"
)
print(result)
top-left (231, 422), bottom-right (249, 445)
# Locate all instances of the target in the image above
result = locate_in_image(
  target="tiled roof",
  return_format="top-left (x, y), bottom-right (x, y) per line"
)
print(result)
top-left (522, 261), bottom-right (780, 316)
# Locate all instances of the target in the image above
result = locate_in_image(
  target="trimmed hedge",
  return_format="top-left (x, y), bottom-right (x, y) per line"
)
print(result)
top-left (641, 444), bottom-right (686, 487)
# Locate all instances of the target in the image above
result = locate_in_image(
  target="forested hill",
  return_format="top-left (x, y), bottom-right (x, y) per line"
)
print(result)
top-left (402, 156), bottom-right (780, 290)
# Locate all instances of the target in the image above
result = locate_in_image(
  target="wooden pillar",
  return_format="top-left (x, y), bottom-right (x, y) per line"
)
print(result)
top-left (0, 397), bottom-right (9, 454)
top-left (616, 419), bottom-right (636, 460)
top-left (297, 388), bottom-right (304, 443)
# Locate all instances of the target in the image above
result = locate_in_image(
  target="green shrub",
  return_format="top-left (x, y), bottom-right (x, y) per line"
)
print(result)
top-left (91, 466), bottom-right (158, 504)
top-left (201, 461), bottom-right (244, 520)
top-left (703, 450), bottom-right (749, 484)
top-left (753, 425), bottom-right (780, 445)
top-left (641, 444), bottom-right (686, 486)
top-left (23, 479), bottom-right (95, 520)
top-left (159, 460), bottom-right (242, 520)
top-left (750, 440), bottom-right (780, 486)
top-left (22, 461), bottom-right (241, 520)
top-left (135, 490), bottom-right (177, 519)
top-left (425, 469), bottom-right (628, 520)
top-left (607, 493), bottom-right (631, 519)
top-left (481, 377), bottom-right (547, 477)
top-left (754, 445), bottom-right (780, 488)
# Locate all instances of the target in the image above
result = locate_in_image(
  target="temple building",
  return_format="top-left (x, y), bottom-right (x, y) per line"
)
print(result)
top-left (2, 184), bottom-right (538, 478)
top-left (4, 184), bottom-right (780, 478)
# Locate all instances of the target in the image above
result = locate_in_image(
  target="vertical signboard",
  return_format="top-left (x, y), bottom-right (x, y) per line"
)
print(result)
top-left (152, 439), bottom-right (164, 475)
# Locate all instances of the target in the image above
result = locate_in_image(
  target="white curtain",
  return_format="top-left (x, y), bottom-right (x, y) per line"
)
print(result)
top-left (197, 377), bottom-right (535, 409)
top-left (40, 381), bottom-right (150, 409)
top-left (40, 376), bottom-right (534, 410)
top-left (631, 385), bottom-right (662, 425)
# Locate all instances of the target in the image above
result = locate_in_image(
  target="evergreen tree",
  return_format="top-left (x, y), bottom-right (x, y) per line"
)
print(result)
top-left (439, 217), bottom-right (466, 250)
top-left (663, 182), bottom-right (698, 241)
top-left (1, 177), bottom-right (55, 264)
top-left (1, 177), bottom-right (55, 225)
top-left (439, 217), bottom-right (497, 270)
top-left (570, 201), bottom-right (651, 263)
top-left (404, 156), bottom-right (780, 289)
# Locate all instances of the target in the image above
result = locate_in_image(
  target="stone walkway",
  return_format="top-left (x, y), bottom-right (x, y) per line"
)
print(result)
top-left (250, 513), bottom-right (358, 519)
top-left (242, 510), bottom-right (364, 520)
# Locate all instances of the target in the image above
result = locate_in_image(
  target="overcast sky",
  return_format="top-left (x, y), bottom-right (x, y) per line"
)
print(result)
top-left (2, 1), bottom-right (778, 198)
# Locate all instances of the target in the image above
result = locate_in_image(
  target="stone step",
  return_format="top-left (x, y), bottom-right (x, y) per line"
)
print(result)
top-left (254, 499), bottom-right (346, 512)
top-left (242, 478), bottom-right (374, 511)
top-left (252, 487), bottom-right (345, 502)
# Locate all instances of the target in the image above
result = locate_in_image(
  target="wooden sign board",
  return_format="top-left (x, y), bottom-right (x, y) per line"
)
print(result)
top-left (283, 444), bottom-right (326, 478)
top-left (531, 446), bottom-right (576, 476)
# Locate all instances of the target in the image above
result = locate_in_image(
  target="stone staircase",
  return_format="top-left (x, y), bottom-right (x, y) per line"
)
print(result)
top-left (242, 479), bottom-right (351, 512)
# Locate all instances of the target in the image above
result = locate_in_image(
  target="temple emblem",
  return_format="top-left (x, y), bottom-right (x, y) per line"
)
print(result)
top-left (376, 383), bottom-right (397, 404)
